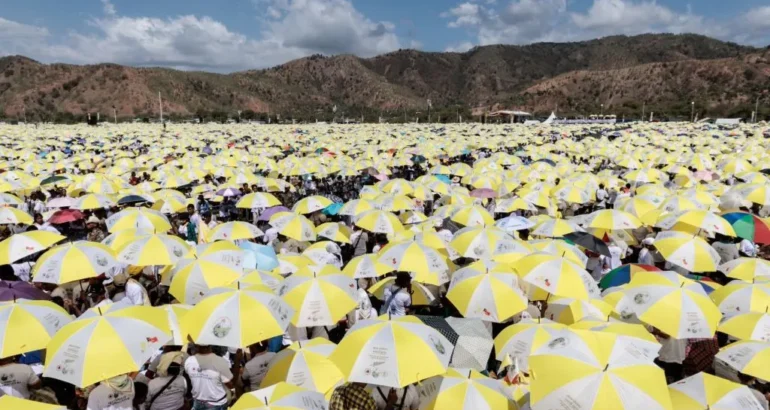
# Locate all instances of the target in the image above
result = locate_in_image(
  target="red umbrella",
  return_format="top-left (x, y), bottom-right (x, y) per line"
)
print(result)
top-left (48, 209), bottom-right (84, 224)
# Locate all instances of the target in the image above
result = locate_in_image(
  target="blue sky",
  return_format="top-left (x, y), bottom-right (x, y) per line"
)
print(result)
top-left (1, 0), bottom-right (769, 72)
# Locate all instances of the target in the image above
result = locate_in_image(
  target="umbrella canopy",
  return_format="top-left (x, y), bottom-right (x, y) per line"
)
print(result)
top-left (44, 305), bottom-right (171, 387)
top-left (183, 286), bottom-right (293, 348)
top-left (721, 212), bottom-right (770, 244)
top-left (564, 232), bottom-right (610, 257)
top-left (669, 372), bottom-right (765, 410)
top-left (654, 231), bottom-right (721, 273)
top-left (0, 280), bottom-right (51, 301)
top-left (31, 241), bottom-right (118, 285)
top-left (0, 396), bottom-right (65, 410)
top-left (260, 338), bottom-right (344, 395)
top-left (231, 382), bottom-right (328, 410)
top-left (447, 260), bottom-right (527, 323)
top-left (514, 253), bottom-right (600, 300)
top-left (115, 233), bottom-right (192, 266)
top-left (329, 317), bottom-right (453, 388)
top-left (278, 270), bottom-right (358, 327)
top-left (48, 209), bottom-right (84, 224)
top-left (419, 368), bottom-right (517, 410)
top-left (106, 207), bottom-right (171, 232)
top-left (0, 231), bottom-right (65, 265)
top-left (269, 212), bottom-right (317, 242)
top-left (0, 299), bottom-right (72, 358)
top-left (529, 329), bottom-right (671, 410)
top-left (207, 221), bottom-right (264, 241)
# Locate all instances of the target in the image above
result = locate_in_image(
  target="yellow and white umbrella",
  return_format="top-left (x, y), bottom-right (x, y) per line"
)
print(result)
top-left (615, 271), bottom-right (721, 338)
top-left (31, 241), bottom-right (118, 285)
top-left (710, 281), bottom-right (770, 314)
top-left (718, 312), bottom-right (770, 342)
top-left (260, 338), bottom-right (344, 395)
top-left (493, 319), bottom-right (567, 371)
top-left (528, 239), bottom-right (588, 267)
top-left (530, 217), bottom-right (581, 238)
top-left (72, 193), bottom-right (115, 210)
top-left (447, 260), bottom-right (527, 323)
top-left (106, 207), bottom-right (172, 232)
top-left (168, 250), bottom-right (245, 305)
top-left (529, 329), bottom-right (671, 410)
top-left (292, 195), bottom-right (333, 214)
top-left (720, 257), bottom-right (770, 282)
top-left (208, 221), bottom-right (263, 241)
top-left (494, 196), bottom-right (536, 213)
top-left (419, 368), bottom-right (517, 410)
top-left (0, 299), bottom-right (72, 358)
top-left (715, 340), bottom-right (770, 382)
top-left (655, 210), bottom-right (736, 236)
top-left (0, 231), bottom-right (64, 264)
top-left (159, 304), bottom-right (191, 345)
top-left (669, 372), bottom-right (765, 410)
top-left (115, 233), bottom-right (192, 266)
top-left (269, 212), bottom-right (317, 242)
top-left (355, 209), bottom-right (404, 234)
top-left (44, 305), bottom-right (171, 387)
top-left (580, 209), bottom-right (642, 230)
top-left (378, 240), bottom-right (451, 285)
top-left (315, 222), bottom-right (352, 244)
top-left (0, 396), bottom-right (65, 410)
top-left (342, 254), bottom-right (393, 279)
top-left (278, 270), bottom-right (358, 327)
top-left (230, 269), bottom-right (283, 292)
top-left (232, 382), bottom-right (328, 410)
top-left (543, 296), bottom-right (614, 324)
top-left (450, 205), bottom-right (495, 227)
top-left (236, 192), bottom-right (281, 209)
top-left (0, 207), bottom-right (33, 225)
top-left (514, 253), bottom-right (600, 300)
top-left (654, 230), bottom-right (721, 272)
top-left (339, 199), bottom-right (375, 216)
top-left (183, 286), bottom-right (293, 348)
top-left (450, 226), bottom-right (520, 260)
top-left (329, 317), bottom-right (453, 388)
top-left (274, 254), bottom-right (315, 276)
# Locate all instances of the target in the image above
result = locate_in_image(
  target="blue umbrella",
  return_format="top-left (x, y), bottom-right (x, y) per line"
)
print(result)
top-left (322, 203), bottom-right (343, 216)
top-left (238, 241), bottom-right (279, 271)
top-left (435, 175), bottom-right (451, 184)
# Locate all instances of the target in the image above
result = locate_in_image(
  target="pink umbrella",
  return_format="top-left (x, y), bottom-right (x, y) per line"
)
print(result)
top-left (470, 188), bottom-right (497, 199)
top-left (48, 209), bottom-right (84, 224)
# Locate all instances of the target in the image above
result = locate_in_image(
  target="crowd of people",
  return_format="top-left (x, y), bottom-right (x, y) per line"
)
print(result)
top-left (1, 122), bottom-right (770, 410)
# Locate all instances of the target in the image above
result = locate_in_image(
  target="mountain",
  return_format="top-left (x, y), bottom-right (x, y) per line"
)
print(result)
top-left (0, 33), bottom-right (767, 122)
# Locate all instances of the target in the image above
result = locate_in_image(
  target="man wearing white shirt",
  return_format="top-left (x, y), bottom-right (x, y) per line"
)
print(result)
top-left (0, 356), bottom-right (40, 399)
top-left (638, 238), bottom-right (655, 266)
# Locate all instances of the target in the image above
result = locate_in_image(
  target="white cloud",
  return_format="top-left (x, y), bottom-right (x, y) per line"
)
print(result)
top-left (0, 0), bottom-right (403, 72)
top-left (445, 41), bottom-right (475, 52)
top-left (101, 0), bottom-right (116, 16)
top-left (444, 0), bottom-right (770, 48)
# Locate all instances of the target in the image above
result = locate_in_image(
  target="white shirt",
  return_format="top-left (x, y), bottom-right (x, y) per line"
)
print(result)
top-left (657, 336), bottom-right (687, 364)
top-left (86, 381), bottom-right (134, 410)
top-left (263, 227), bottom-right (279, 245)
top-left (607, 245), bottom-right (625, 270)
top-left (741, 239), bottom-right (758, 257)
top-left (147, 375), bottom-right (188, 410)
top-left (184, 354), bottom-right (233, 406)
top-left (241, 352), bottom-right (276, 392)
top-left (382, 286), bottom-right (411, 317)
top-left (11, 262), bottom-right (34, 282)
top-left (585, 256), bottom-right (606, 281)
top-left (596, 189), bottom-right (608, 207)
top-left (638, 248), bottom-right (654, 266)
top-left (0, 363), bottom-right (39, 399)
top-left (125, 280), bottom-right (145, 306)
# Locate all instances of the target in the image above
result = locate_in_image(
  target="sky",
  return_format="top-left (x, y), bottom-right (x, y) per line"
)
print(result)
top-left (1, 0), bottom-right (769, 72)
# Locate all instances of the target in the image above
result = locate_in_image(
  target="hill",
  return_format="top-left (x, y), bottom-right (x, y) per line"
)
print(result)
top-left (0, 33), bottom-right (767, 122)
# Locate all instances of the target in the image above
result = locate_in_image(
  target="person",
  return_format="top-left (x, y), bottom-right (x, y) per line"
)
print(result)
top-left (241, 342), bottom-right (275, 392)
top-left (638, 238), bottom-right (655, 266)
top-left (33, 212), bottom-right (59, 234)
top-left (184, 345), bottom-right (233, 410)
top-left (329, 382), bottom-right (395, 410)
top-left (595, 184), bottom-right (608, 210)
top-left (186, 205), bottom-right (200, 244)
top-left (607, 241), bottom-right (626, 270)
top-left (86, 215), bottom-right (106, 242)
top-left (349, 226), bottom-right (369, 258)
top-left (86, 374), bottom-right (135, 410)
top-left (585, 251), bottom-right (608, 282)
top-left (740, 238), bottom-right (758, 257)
top-left (0, 355), bottom-right (40, 398)
top-left (146, 352), bottom-right (190, 410)
top-left (652, 328), bottom-right (686, 383)
top-left (320, 243), bottom-right (343, 268)
top-left (381, 272), bottom-right (412, 317)
top-left (125, 269), bottom-right (150, 306)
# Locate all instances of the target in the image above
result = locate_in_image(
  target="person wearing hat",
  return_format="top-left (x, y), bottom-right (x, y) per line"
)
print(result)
top-left (638, 238), bottom-right (655, 266)
top-left (125, 268), bottom-right (151, 306)
top-left (86, 215), bottom-right (105, 243)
